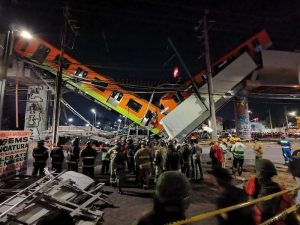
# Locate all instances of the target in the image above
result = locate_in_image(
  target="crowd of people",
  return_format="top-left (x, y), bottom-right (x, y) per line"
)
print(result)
top-left (31, 133), bottom-right (300, 225)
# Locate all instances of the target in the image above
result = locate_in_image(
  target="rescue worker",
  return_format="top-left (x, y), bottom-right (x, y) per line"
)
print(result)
top-left (207, 168), bottom-right (256, 225)
top-left (108, 140), bottom-right (121, 185)
top-left (134, 140), bottom-right (152, 188)
top-left (126, 138), bottom-right (136, 174)
top-left (32, 140), bottom-right (49, 176)
top-left (245, 159), bottom-right (298, 225)
top-left (231, 139), bottom-right (245, 176)
top-left (100, 142), bottom-right (110, 175)
top-left (209, 141), bottom-right (224, 169)
top-left (164, 140), bottom-right (183, 172)
top-left (133, 171), bottom-right (191, 225)
top-left (50, 142), bottom-right (64, 173)
top-left (278, 134), bottom-right (292, 165)
top-left (80, 141), bottom-right (97, 177)
top-left (219, 139), bottom-right (228, 168)
top-left (181, 141), bottom-right (191, 178)
top-left (288, 149), bottom-right (300, 204)
top-left (67, 137), bottom-right (80, 172)
top-left (191, 140), bottom-right (203, 181)
top-left (111, 144), bottom-right (126, 194)
top-left (252, 137), bottom-right (263, 164)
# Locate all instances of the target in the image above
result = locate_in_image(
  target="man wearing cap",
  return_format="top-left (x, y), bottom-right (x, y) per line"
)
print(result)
top-left (133, 171), bottom-right (191, 225)
top-left (32, 140), bottom-right (49, 176)
top-left (207, 168), bottom-right (256, 225)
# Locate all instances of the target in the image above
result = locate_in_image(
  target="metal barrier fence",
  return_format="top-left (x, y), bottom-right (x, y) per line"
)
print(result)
top-left (169, 185), bottom-right (300, 225)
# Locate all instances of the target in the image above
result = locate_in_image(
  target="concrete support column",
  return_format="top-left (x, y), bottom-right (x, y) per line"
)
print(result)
top-left (25, 85), bottom-right (50, 140)
top-left (235, 96), bottom-right (251, 140)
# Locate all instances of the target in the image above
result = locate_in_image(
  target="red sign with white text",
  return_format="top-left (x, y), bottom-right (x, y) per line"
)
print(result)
top-left (0, 131), bottom-right (31, 180)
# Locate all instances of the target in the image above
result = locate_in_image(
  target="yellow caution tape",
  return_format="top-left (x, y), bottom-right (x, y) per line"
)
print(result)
top-left (168, 185), bottom-right (300, 225)
top-left (260, 204), bottom-right (300, 225)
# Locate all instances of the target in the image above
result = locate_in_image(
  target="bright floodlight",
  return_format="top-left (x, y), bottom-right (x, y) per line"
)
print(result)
top-left (20, 30), bottom-right (32, 39)
top-left (91, 109), bottom-right (96, 113)
top-left (117, 119), bottom-right (122, 123)
top-left (85, 123), bottom-right (90, 127)
top-left (68, 118), bottom-right (73, 122)
top-left (97, 121), bottom-right (101, 125)
top-left (248, 110), bottom-right (252, 114)
top-left (289, 111), bottom-right (296, 117)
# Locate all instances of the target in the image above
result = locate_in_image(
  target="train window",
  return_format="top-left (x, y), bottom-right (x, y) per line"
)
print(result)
top-left (238, 46), bottom-right (250, 55)
top-left (91, 78), bottom-right (108, 91)
top-left (54, 55), bottom-right (71, 69)
top-left (127, 99), bottom-right (142, 113)
top-left (111, 90), bottom-right (123, 101)
top-left (20, 42), bottom-right (29, 52)
top-left (31, 44), bottom-right (50, 64)
top-left (74, 67), bottom-right (88, 78)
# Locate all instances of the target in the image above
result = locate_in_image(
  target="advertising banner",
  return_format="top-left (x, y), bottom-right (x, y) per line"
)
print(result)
top-left (0, 130), bottom-right (31, 180)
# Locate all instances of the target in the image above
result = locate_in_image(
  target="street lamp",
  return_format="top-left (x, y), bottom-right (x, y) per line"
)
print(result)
top-left (68, 118), bottom-right (73, 125)
top-left (0, 28), bottom-right (32, 129)
top-left (90, 108), bottom-right (97, 127)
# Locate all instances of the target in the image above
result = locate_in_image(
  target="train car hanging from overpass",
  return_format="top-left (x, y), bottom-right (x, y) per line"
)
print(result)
top-left (14, 36), bottom-right (165, 134)
top-left (159, 29), bottom-right (272, 113)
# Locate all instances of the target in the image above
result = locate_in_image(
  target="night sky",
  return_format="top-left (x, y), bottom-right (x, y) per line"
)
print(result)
top-left (1, 0), bottom-right (300, 128)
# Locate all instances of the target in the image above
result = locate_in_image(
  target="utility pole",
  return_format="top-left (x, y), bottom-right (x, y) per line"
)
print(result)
top-left (203, 10), bottom-right (218, 140)
top-left (0, 31), bottom-right (13, 129)
top-left (52, 7), bottom-right (79, 145)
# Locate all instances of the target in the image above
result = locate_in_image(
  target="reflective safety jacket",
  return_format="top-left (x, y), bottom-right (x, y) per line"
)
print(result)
top-left (231, 142), bottom-right (245, 159)
top-left (32, 146), bottom-right (49, 164)
top-left (50, 147), bottom-right (64, 164)
top-left (278, 138), bottom-right (291, 150)
top-left (134, 147), bottom-right (152, 169)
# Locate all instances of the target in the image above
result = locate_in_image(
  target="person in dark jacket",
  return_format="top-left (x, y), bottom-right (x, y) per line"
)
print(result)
top-left (126, 138), bottom-right (136, 174)
top-left (289, 149), bottom-right (300, 204)
top-left (164, 141), bottom-right (183, 172)
top-left (80, 141), bottom-right (97, 177)
top-left (181, 142), bottom-right (191, 178)
top-left (32, 140), bottom-right (49, 176)
top-left (67, 138), bottom-right (81, 172)
top-left (133, 171), bottom-right (191, 225)
top-left (208, 168), bottom-right (256, 225)
top-left (100, 143), bottom-right (110, 175)
top-left (50, 142), bottom-right (64, 173)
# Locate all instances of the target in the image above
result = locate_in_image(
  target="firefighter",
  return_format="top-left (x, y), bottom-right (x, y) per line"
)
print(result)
top-left (32, 140), bottom-right (49, 176)
top-left (153, 143), bottom-right (164, 182)
top-left (80, 141), bottom-right (97, 177)
top-left (134, 140), bottom-right (152, 188)
top-left (278, 134), bottom-right (292, 165)
top-left (67, 137), bottom-right (81, 172)
top-left (50, 142), bottom-right (64, 173)
top-left (108, 140), bottom-right (121, 185)
top-left (111, 144), bottom-right (127, 194)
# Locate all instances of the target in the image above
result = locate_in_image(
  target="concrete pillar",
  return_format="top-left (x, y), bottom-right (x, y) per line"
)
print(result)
top-left (25, 85), bottom-right (50, 140)
top-left (235, 96), bottom-right (251, 140)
